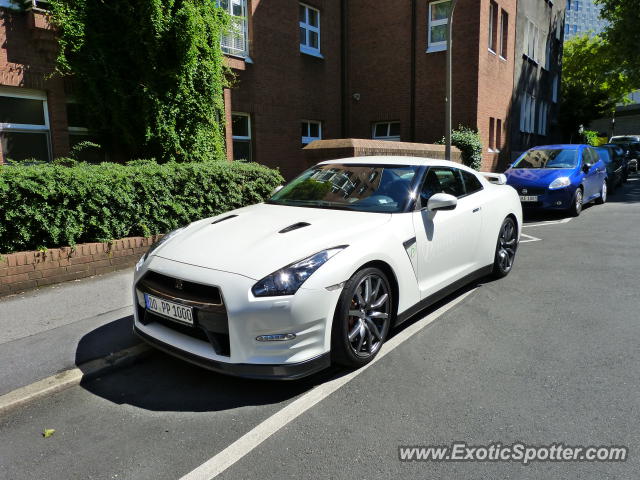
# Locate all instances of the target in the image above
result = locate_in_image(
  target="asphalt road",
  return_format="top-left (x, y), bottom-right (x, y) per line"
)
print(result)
top-left (2, 177), bottom-right (640, 480)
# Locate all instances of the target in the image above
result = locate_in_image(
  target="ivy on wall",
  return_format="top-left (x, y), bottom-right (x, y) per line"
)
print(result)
top-left (48, 0), bottom-right (230, 162)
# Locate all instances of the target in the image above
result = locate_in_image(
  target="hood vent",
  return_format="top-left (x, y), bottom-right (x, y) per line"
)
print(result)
top-left (212, 215), bottom-right (238, 224)
top-left (279, 222), bottom-right (311, 234)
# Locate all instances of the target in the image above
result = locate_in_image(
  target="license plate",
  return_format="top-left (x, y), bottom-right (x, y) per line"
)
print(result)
top-left (144, 293), bottom-right (194, 325)
top-left (519, 195), bottom-right (538, 202)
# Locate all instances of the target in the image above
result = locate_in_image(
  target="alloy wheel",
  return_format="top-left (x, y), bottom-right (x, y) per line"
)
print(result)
top-left (575, 189), bottom-right (583, 214)
top-left (346, 274), bottom-right (390, 358)
top-left (497, 219), bottom-right (517, 272)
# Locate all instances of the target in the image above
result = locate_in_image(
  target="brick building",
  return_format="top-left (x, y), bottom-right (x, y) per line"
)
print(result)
top-left (1, 0), bottom-right (565, 177)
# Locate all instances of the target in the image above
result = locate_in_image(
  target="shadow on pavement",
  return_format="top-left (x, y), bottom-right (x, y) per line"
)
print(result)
top-left (608, 175), bottom-right (640, 204)
top-left (75, 315), bottom-right (139, 365)
top-left (75, 316), bottom-right (343, 412)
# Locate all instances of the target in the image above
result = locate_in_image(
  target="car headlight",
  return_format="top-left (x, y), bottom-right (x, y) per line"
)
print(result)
top-left (548, 177), bottom-right (571, 190)
top-left (251, 246), bottom-right (347, 297)
top-left (135, 227), bottom-right (185, 271)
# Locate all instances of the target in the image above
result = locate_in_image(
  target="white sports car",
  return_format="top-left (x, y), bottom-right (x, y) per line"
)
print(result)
top-left (133, 157), bottom-right (522, 379)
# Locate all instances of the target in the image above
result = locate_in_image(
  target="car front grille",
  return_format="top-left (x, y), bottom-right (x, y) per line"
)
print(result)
top-left (136, 271), bottom-right (230, 357)
top-left (514, 186), bottom-right (547, 196)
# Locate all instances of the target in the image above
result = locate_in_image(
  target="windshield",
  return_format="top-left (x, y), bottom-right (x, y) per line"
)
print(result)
top-left (268, 164), bottom-right (421, 213)
top-left (512, 149), bottom-right (578, 169)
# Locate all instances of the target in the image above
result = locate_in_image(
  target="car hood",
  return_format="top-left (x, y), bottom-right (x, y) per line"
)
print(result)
top-left (505, 168), bottom-right (575, 186)
top-left (154, 203), bottom-right (392, 280)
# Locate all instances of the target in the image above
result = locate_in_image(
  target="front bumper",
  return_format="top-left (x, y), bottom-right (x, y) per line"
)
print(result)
top-left (515, 187), bottom-right (576, 211)
top-left (134, 326), bottom-right (330, 380)
top-left (133, 256), bottom-right (341, 379)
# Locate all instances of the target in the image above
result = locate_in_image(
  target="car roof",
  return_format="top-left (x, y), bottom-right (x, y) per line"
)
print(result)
top-left (529, 144), bottom-right (584, 150)
top-left (318, 156), bottom-right (474, 171)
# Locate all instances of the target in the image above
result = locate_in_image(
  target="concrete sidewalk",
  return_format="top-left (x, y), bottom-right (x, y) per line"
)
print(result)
top-left (0, 270), bottom-right (140, 396)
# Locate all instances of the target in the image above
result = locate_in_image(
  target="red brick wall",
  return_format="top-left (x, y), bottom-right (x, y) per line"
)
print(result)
top-left (476, 0), bottom-right (516, 171)
top-left (0, 8), bottom-right (70, 161)
top-left (0, 236), bottom-right (159, 297)
top-left (229, 0), bottom-right (344, 180)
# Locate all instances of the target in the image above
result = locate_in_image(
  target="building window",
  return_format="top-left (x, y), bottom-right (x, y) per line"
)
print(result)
top-left (0, 87), bottom-right (50, 163)
top-left (220, 0), bottom-right (248, 58)
top-left (520, 93), bottom-right (536, 134)
top-left (299, 3), bottom-right (321, 57)
top-left (496, 118), bottom-right (502, 150)
top-left (538, 101), bottom-right (549, 136)
top-left (524, 18), bottom-right (539, 62)
top-left (499, 9), bottom-right (508, 58)
top-left (231, 113), bottom-right (251, 161)
top-left (489, 117), bottom-right (495, 150)
top-left (488, 1), bottom-right (498, 53)
top-left (427, 0), bottom-right (451, 53)
top-left (552, 74), bottom-right (559, 103)
top-left (301, 120), bottom-right (322, 145)
top-left (372, 121), bottom-right (401, 141)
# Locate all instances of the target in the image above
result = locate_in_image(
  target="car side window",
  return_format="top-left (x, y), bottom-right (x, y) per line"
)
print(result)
top-left (460, 170), bottom-right (484, 196)
top-left (582, 148), bottom-right (594, 166)
top-left (419, 167), bottom-right (465, 205)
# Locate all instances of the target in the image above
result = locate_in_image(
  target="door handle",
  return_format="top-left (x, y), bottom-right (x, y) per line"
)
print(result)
top-left (472, 207), bottom-right (481, 213)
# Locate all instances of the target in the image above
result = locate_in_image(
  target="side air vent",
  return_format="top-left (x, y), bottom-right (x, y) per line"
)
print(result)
top-left (279, 222), bottom-right (311, 234)
top-left (212, 215), bottom-right (238, 224)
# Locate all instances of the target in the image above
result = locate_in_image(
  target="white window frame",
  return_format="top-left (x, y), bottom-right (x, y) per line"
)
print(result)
top-left (488, 1), bottom-right (497, 53)
top-left (231, 112), bottom-right (251, 161)
top-left (372, 121), bottom-right (401, 141)
top-left (219, 0), bottom-right (249, 58)
top-left (427, 0), bottom-right (450, 53)
top-left (499, 9), bottom-right (508, 59)
top-left (0, 87), bottom-right (51, 162)
top-left (301, 120), bottom-right (322, 145)
top-left (299, 3), bottom-right (322, 58)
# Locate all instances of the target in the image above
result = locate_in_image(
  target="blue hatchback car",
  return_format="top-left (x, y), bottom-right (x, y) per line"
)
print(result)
top-left (504, 145), bottom-right (608, 216)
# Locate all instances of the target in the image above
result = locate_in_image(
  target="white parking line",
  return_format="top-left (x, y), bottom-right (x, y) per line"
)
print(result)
top-left (523, 218), bottom-right (572, 228)
top-left (519, 233), bottom-right (541, 244)
top-left (179, 288), bottom-right (478, 480)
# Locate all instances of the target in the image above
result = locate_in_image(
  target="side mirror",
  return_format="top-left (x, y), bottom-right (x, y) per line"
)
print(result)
top-left (426, 193), bottom-right (458, 212)
top-left (582, 163), bottom-right (591, 174)
top-left (272, 185), bottom-right (284, 195)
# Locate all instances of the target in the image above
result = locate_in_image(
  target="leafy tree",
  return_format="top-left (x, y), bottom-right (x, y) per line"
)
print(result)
top-left (558, 35), bottom-right (634, 141)
top-left (596, 0), bottom-right (640, 85)
top-left (48, 0), bottom-right (229, 162)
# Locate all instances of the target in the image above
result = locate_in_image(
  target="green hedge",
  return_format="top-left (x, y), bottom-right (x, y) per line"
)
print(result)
top-left (0, 161), bottom-right (284, 253)
top-left (436, 126), bottom-right (483, 171)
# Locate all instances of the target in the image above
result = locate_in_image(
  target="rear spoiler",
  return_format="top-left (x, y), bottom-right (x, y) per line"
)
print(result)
top-left (481, 172), bottom-right (507, 185)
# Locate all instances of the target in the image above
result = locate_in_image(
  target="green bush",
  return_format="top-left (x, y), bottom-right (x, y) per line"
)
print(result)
top-left (0, 161), bottom-right (284, 253)
top-left (436, 126), bottom-right (484, 170)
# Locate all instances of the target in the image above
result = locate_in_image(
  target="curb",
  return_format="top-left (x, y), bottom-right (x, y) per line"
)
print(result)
top-left (0, 343), bottom-right (151, 417)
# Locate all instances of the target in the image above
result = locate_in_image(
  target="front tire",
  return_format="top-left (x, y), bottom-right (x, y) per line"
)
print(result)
top-left (331, 267), bottom-right (393, 368)
top-left (492, 217), bottom-right (518, 279)
top-left (569, 187), bottom-right (583, 217)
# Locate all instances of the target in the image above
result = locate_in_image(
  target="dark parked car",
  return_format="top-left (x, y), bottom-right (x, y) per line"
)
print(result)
top-left (602, 144), bottom-right (630, 182)
top-left (609, 140), bottom-right (640, 174)
top-left (597, 146), bottom-right (624, 193)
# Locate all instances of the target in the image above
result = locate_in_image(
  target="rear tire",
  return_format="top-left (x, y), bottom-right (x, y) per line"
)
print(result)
top-left (492, 217), bottom-right (518, 279)
top-left (569, 188), bottom-right (583, 217)
top-left (595, 181), bottom-right (607, 205)
top-left (331, 267), bottom-right (394, 368)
